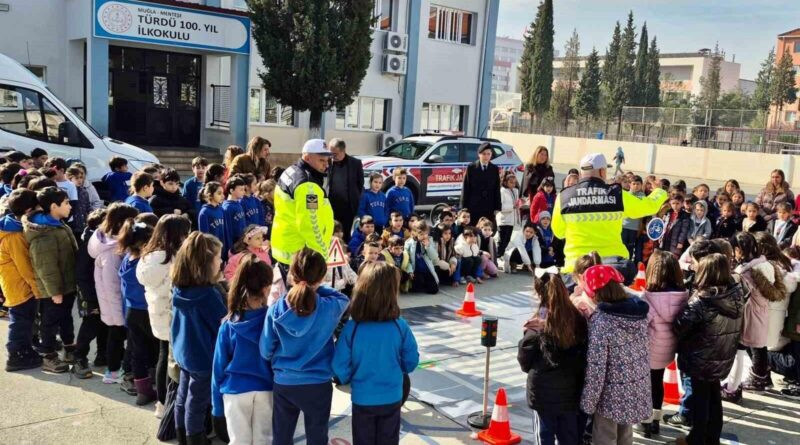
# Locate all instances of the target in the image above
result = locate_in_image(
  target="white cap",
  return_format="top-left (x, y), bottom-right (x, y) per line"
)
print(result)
top-left (301, 139), bottom-right (333, 156)
top-left (579, 153), bottom-right (611, 170)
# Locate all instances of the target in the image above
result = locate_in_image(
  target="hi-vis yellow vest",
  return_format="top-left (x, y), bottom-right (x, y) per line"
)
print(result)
top-left (552, 177), bottom-right (667, 272)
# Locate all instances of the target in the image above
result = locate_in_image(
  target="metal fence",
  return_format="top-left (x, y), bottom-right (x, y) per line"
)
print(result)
top-left (210, 84), bottom-right (231, 128)
top-left (493, 106), bottom-right (800, 154)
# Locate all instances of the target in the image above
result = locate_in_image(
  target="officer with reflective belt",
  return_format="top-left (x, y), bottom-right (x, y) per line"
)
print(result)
top-left (272, 139), bottom-right (335, 278)
top-left (552, 153), bottom-right (667, 283)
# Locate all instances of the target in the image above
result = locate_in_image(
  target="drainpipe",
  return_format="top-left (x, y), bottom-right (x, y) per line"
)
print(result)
top-left (474, 0), bottom-right (490, 136)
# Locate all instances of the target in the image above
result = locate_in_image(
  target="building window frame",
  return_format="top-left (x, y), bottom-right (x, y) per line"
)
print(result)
top-left (794, 41), bottom-right (800, 53)
top-left (428, 5), bottom-right (475, 45)
top-left (786, 111), bottom-right (797, 123)
top-left (335, 96), bottom-right (389, 132)
top-left (373, 0), bottom-right (394, 31)
top-left (420, 102), bottom-right (467, 132)
top-left (248, 87), bottom-right (295, 127)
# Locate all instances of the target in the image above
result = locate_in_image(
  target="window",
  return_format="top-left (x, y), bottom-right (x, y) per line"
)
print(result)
top-left (420, 102), bottom-right (466, 132)
top-left (427, 143), bottom-right (461, 163)
top-left (248, 88), bottom-right (294, 126)
top-left (786, 111), bottom-right (797, 123)
top-left (464, 144), bottom-right (505, 163)
top-left (795, 41), bottom-right (800, 53)
top-left (24, 66), bottom-right (46, 82)
top-left (0, 84), bottom-right (76, 145)
top-left (374, 0), bottom-right (393, 30)
top-left (428, 5), bottom-right (475, 45)
top-left (381, 141), bottom-right (431, 159)
top-left (336, 97), bottom-right (389, 131)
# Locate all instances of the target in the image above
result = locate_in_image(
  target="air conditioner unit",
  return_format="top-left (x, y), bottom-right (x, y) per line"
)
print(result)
top-left (383, 31), bottom-right (408, 54)
top-left (382, 54), bottom-right (407, 75)
top-left (379, 133), bottom-right (401, 150)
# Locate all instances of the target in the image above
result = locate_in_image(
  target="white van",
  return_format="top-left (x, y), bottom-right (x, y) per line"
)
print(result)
top-left (0, 52), bottom-right (158, 184)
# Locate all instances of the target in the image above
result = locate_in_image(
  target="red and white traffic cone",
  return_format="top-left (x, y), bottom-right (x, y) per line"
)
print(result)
top-left (630, 262), bottom-right (646, 291)
top-left (477, 388), bottom-right (521, 445)
top-left (663, 360), bottom-right (683, 405)
top-left (456, 282), bottom-right (482, 317)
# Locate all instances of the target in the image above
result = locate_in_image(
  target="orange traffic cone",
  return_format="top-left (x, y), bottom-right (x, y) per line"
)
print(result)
top-left (663, 360), bottom-right (682, 405)
top-left (630, 262), bottom-right (646, 291)
top-left (456, 283), bottom-right (482, 317)
top-left (477, 388), bottom-right (521, 445)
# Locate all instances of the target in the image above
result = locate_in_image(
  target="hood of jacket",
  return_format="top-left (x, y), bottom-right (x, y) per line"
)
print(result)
top-left (0, 214), bottom-right (23, 234)
top-left (697, 283), bottom-right (745, 319)
top-left (597, 296), bottom-right (649, 330)
top-left (643, 290), bottom-right (689, 322)
top-left (692, 200), bottom-right (708, 223)
top-left (173, 285), bottom-right (220, 309)
top-left (23, 212), bottom-right (65, 241)
top-left (230, 306), bottom-right (268, 347)
top-left (738, 257), bottom-right (787, 303)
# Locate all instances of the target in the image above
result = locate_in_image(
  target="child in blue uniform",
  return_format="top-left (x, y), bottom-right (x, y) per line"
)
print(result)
top-left (198, 182), bottom-right (227, 259)
top-left (124, 172), bottom-right (155, 213)
top-left (102, 156), bottom-right (133, 203)
top-left (358, 173), bottom-right (387, 232)
top-left (222, 176), bottom-right (247, 257)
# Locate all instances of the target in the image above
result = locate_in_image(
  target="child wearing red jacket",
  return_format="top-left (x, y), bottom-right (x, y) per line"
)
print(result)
top-left (530, 178), bottom-right (556, 224)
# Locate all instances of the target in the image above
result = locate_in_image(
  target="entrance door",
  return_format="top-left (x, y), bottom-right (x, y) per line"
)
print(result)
top-left (109, 46), bottom-right (201, 147)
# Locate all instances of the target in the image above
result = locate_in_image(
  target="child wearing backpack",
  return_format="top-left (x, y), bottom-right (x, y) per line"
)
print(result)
top-left (136, 214), bottom-right (192, 418)
top-left (24, 187), bottom-right (79, 374)
top-left (333, 262), bottom-right (420, 445)
top-left (260, 248), bottom-right (349, 445)
top-left (212, 254), bottom-right (275, 445)
top-left (171, 232), bottom-right (227, 444)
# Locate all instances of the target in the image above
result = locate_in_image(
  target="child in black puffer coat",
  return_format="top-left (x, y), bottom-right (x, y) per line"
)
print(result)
top-left (674, 253), bottom-right (744, 445)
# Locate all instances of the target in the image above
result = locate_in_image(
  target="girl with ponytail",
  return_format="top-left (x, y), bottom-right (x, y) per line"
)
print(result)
top-left (517, 272), bottom-right (588, 445)
top-left (259, 248), bottom-right (349, 445)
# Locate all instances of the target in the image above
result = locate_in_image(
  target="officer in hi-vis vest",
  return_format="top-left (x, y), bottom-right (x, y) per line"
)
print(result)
top-left (272, 139), bottom-right (335, 280)
top-left (552, 153), bottom-right (667, 281)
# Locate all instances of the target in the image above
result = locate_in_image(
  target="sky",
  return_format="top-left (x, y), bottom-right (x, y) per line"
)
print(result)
top-left (497, 0), bottom-right (800, 79)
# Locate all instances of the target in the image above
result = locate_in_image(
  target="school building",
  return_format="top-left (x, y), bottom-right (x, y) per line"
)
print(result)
top-left (0, 0), bottom-right (499, 161)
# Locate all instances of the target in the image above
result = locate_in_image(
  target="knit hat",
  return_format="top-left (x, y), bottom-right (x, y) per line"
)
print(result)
top-left (583, 265), bottom-right (625, 298)
top-left (538, 210), bottom-right (552, 220)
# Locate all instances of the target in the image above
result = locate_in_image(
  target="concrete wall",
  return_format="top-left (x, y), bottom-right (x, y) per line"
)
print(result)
top-left (489, 131), bottom-right (800, 187)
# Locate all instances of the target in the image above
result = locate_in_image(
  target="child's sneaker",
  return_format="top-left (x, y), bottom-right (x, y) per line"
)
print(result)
top-left (459, 277), bottom-right (467, 285)
top-left (154, 401), bottom-right (165, 419)
top-left (62, 347), bottom-right (76, 365)
top-left (5, 349), bottom-right (42, 372)
top-left (71, 359), bottom-right (93, 379)
top-left (103, 369), bottom-right (124, 384)
top-left (121, 373), bottom-right (137, 396)
top-left (465, 276), bottom-right (476, 284)
top-left (780, 384), bottom-right (800, 399)
top-left (41, 353), bottom-right (69, 373)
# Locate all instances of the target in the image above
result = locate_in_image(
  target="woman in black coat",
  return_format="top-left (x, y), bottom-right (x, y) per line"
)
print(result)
top-left (518, 273), bottom-right (587, 445)
top-left (521, 146), bottom-right (555, 199)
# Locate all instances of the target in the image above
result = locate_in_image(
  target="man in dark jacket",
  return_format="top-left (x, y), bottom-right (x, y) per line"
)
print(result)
top-left (326, 138), bottom-right (364, 242)
top-left (460, 143), bottom-right (501, 225)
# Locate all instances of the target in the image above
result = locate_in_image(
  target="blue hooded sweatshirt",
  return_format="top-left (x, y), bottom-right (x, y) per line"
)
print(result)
top-left (332, 318), bottom-right (419, 406)
top-left (357, 189), bottom-right (387, 228)
top-left (198, 204), bottom-right (226, 257)
top-left (385, 186), bottom-right (414, 220)
top-left (119, 253), bottom-right (146, 310)
top-left (30, 213), bottom-right (63, 227)
top-left (172, 285), bottom-right (227, 373)
top-left (211, 306), bottom-right (273, 416)
top-left (348, 230), bottom-right (367, 255)
top-left (259, 286), bottom-right (349, 385)
top-left (241, 195), bottom-right (264, 227)
top-left (182, 177), bottom-right (204, 215)
top-left (222, 199), bottom-right (246, 253)
top-left (124, 195), bottom-right (153, 214)
top-left (102, 171), bottom-right (133, 203)
top-left (0, 214), bottom-right (23, 232)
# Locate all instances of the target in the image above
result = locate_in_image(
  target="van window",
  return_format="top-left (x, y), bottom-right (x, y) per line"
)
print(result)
top-left (0, 84), bottom-right (84, 146)
top-left (427, 143), bottom-right (460, 163)
top-left (463, 143), bottom-right (505, 162)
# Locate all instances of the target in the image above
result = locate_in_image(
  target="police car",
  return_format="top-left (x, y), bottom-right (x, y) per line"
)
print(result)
top-left (357, 133), bottom-right (524, 210)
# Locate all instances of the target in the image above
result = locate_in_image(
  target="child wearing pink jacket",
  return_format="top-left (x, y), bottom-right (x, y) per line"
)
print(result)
top-left (223, 225), bottom-right (271, 281)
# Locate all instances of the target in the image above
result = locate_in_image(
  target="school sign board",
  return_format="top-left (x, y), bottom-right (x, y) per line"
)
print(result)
top-left (94, 0), bottom-right (250, 54)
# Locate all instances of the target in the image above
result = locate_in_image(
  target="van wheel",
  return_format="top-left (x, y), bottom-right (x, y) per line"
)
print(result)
top-left (430, 203), bottom-right (451, 225)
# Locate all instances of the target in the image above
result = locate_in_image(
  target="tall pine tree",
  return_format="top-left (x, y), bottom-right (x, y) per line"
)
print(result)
top-left (752, 48), bottom-right (775, 112)
top-left (632, 23), bottom-right (649, 106)
top-left (644, 36), bottom-right (661, 106)
top-left (770, 47), bottom-right (798, 127)
top-left (529, 0), bottom-right (554, 121)
top-left (610, 11), bottom-right (637, 131)
top-left (575, 48), bottom-right (602, 123)
top-left (248, 0), bottom-right (373, 136)
top-left (519, 24), bottom-right (536, 113)
top-left (551, 29), bottom-right (580, 126)
top-left (699, 44), bottom-right (722, 109)
top-left (602, 22), bottom-right (621, 88)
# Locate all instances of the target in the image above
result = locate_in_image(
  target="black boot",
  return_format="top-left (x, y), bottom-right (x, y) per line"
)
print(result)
top-left (5, 349), bottom-right (43, 372)
top-left (186, 432), bottom-right (209, 445)
top-left (177, 427), bottom-right (187, 445)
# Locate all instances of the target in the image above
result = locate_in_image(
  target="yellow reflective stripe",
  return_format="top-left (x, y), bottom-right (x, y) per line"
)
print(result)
top-left (561, 212), bottom-right (624, 223)
top-left (305, 184), bottom-right (328, 258)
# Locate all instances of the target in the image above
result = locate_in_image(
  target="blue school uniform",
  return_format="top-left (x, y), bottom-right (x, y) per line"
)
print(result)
top-left (102, 171), bottom-right (133, 203)
top-left (332, 318), bottom-right (419, 406)
top-left (222, 199), bottom-right (246, 253)
top-left (348, 231), bottom-right (367, 255)
top-left (172, 285), bottom-right (227, 373)
top-left (211, 306), bottom-right (273, 417)
top-left (182, 177), bottom-right (204, 215)
top-left (357, 189), bottom-right (387, 228)
top-left (119, 253), bottom-right (146, 310)
top-left (198, 204), bottom-right (226, 255)
top-left (385, 186), bottom-right (414, 220)
top-left (124, 195), bottom-right (153, 214)
top-left (241, 195), bottom-right (264, 227)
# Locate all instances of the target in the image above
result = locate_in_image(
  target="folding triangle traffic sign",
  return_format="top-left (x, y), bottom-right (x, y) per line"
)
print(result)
top-left (327, 238), bottom-right (347, 267)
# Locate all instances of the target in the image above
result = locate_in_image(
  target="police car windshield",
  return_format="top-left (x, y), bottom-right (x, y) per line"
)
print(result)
top-left (379, 141), bottom-right (431, 160)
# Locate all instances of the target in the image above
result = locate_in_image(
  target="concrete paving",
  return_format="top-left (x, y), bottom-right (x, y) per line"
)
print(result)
top-left (2, 273), bottom-right (799, 444)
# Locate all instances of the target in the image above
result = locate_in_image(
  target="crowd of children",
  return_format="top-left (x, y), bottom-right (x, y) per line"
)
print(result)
top-left (2, 143), bottom-right (800, 445)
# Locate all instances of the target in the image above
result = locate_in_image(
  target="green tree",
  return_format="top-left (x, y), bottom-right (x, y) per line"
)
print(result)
top-left (698, 44), bottom-right (722, 109)
top-left (602, 22), bottom-right (621, 87)
top-left (519, 25), bottom-right (536, 113)
top-left (610, 11), bottom-right (636, 132)
top-left (575, 48), bottom-right (602, 122)
top-left (632, 23), bottom-right (649, 106)
top-left (551, 29), bottom-right (580, 126)
top-left (248, 0), bottom-right (373, 136)
top-left (752, 48), bottom-right (775, 112)
top-left (644, 36), bottom-right (661, 107)
top-left (770, 48), bottom-right (798, 127)
top-left (529, 0), bottom-right (555, 121)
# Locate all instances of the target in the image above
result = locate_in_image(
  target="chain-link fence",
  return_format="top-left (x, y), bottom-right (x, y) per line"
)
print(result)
top-left (493, 106), bottom-right (800, 154)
